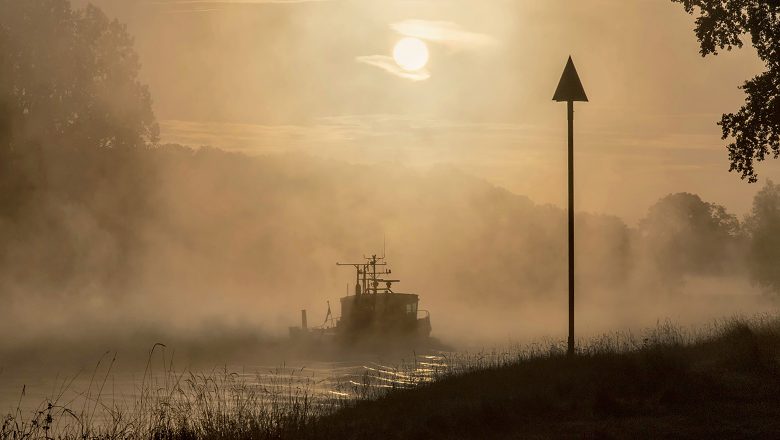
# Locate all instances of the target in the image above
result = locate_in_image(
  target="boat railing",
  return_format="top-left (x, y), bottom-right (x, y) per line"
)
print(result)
top-left (313, 315), bottom-right (340, 330)
top-left (417, 310), bottom-right (430, 320)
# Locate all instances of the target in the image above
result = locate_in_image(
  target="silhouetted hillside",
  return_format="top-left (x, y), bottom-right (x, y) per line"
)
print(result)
top-left (0, 142), bottom-right (764, 351)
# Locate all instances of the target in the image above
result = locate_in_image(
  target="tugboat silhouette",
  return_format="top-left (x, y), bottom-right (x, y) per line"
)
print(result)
top-left (290, 254), bottom-right (433, 348)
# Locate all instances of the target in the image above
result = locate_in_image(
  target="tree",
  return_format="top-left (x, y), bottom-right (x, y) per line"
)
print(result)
top-left (0, 0), bottom-right (158, 212)
top-left (0, 0), bottom-right (159, 294)
top-left (672, 0), bottom-right (780, 182)
top-left (0, 0), bottom-right (158, 150)
top-left (640, 193), bottom-right (740, 279)
top-left (744, 180), bottom-right (780, 292)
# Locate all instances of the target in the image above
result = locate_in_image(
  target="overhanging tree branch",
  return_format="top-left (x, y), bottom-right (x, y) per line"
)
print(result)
top-left (673, 0), bottom-right (780, 182)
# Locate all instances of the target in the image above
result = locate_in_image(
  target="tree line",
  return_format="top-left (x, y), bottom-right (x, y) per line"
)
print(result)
top-left (1, 0), bottom-right (780, 314)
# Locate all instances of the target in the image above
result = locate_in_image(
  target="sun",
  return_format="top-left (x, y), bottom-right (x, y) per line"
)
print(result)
top-left (393, 37), bottom-right (429, 71)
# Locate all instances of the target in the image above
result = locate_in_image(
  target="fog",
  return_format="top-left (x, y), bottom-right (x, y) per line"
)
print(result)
top-left (0, 147), bottom-right (774, 357)
top-left (0, 0), bottom-right (778, 368)
top-left (71, 0), bottom-right (780, 223)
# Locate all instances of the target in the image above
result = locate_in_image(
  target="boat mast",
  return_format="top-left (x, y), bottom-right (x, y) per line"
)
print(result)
top-left (337, 254), bottom-right (394, 295)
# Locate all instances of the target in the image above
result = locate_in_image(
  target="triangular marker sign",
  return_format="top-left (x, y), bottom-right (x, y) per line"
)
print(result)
top-left (553, 56), bottom-right (588, 102)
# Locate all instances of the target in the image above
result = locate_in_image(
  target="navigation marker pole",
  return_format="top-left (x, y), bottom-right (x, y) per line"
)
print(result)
top-left (553, 56), bottom-right (588, 357)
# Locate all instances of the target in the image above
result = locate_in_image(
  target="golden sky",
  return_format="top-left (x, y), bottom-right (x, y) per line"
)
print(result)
top-left (78, 0), bottom-right (776, 223)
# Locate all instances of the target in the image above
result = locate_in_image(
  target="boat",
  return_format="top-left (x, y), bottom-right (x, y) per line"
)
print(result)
top-left (289, 254), bottom-right (432, 347)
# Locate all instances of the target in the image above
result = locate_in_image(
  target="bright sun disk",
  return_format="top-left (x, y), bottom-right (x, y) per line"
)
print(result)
top-left (393, 37), bottom-right (429, 71)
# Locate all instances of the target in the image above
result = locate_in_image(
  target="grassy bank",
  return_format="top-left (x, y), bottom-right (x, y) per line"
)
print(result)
top-left (307, 317), bottom-right (780, 439)
top-left (3, 316), bottom-right (780, 439)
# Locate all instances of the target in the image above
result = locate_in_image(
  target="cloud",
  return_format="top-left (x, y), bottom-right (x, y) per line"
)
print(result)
top-left (162, 8), bottom-right (221, 13)
top-left (355, 55), bottom-right (430, 81)
top-left (158, 114), bottom-right (725, 175)
top-left (158, 115), bottom-right (553, 163)
top-left (355, 19), bottom-right (495, 81)
top-left (147, 0), bottom-right (329, 11)
top-left (150, 0), bottom-right (328, 3)
top-left (391, 19), bottom-right (498, 49)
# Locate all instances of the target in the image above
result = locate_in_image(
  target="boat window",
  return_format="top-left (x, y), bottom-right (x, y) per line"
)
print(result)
top-left (405, 302), bottom-right (418, 315)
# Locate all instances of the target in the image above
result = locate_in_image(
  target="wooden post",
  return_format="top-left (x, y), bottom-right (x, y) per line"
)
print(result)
top-left (567, 100), bottom-right (575, 357)
top-left (552, 56), bottom-right (587, 357)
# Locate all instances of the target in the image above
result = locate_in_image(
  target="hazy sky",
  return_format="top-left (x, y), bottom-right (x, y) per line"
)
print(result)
top-left (76, 0), bottom-right (776, 223)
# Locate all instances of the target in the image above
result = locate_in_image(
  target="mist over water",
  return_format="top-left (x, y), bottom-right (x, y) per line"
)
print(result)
top-left (0, 148), bottom-right (774, 359)
top-left (3, 1), bottom-right (780, 438)
top-left (0, 0), bottom-right (778, 390)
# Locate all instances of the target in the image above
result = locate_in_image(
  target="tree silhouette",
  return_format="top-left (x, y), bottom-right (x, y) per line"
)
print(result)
top-left (745, 180), bottom-right (780, 292)
top-left (0, 0), bottom-right (158, 214)
top-left (673, 0), bottom-right (780, 182)
top-left (640, 192), bottom-right (740, 280)
top-left (0, 0), bottom-right (158, 151)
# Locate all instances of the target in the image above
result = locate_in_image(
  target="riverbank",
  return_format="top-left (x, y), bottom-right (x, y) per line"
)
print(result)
top-left (3, 316), bottom-right (779, 439)
top-left (304, 316), bottom-right (780, 439)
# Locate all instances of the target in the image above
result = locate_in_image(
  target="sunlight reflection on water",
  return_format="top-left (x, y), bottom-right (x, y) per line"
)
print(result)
top-left (0, 352), bottom-right (450, 423)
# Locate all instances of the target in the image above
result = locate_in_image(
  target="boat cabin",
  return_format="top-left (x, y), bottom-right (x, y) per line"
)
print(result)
top-left (290, 254), bottom-right (431, 343)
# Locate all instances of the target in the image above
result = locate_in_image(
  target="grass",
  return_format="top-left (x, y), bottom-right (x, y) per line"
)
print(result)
top-left (4, 315), bottom-right (780, 439)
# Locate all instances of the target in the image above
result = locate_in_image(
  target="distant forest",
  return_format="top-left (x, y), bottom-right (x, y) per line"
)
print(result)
top-left (1, 1), bottom-right (779, 340)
